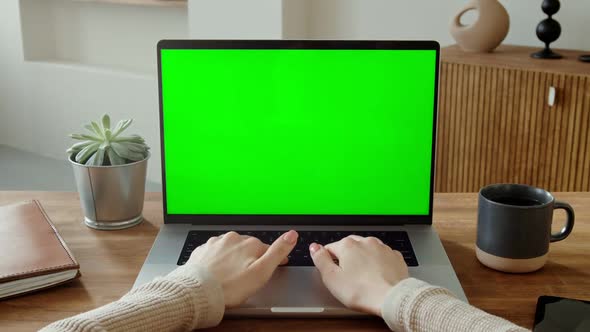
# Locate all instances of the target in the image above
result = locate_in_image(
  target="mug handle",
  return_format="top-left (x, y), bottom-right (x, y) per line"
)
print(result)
top-left (551, 201), bottom-right (575, 242)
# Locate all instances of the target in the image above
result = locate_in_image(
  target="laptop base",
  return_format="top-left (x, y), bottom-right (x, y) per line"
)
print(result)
top-left (134, 224), bottom-right (466, 317)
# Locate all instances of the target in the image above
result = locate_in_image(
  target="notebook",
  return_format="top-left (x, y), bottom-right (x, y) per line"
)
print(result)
top-left (0, 200), bottom-right (80, 299)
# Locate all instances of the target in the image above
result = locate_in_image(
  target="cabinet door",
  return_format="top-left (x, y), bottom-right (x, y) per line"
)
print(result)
top-left (577, 76), bottom-right (590, 191)
top-left (436, 63), bottom-right (590, 192)
top-left (545, 73), bottom-right (590, 191)
top-left (513, 72), bottom-right (590, 192)
top-left (436, 63), bottom-right (529, 192)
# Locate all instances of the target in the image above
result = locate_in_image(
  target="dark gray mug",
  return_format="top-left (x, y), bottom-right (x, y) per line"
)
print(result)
top-left (476, 184), bottom-right (575, 273)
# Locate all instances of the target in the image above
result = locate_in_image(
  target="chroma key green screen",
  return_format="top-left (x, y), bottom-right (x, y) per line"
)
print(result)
top-left (160, 48), bottom-right (436, 215)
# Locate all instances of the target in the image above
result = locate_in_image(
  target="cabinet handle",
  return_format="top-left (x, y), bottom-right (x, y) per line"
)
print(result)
top-left (548, 86), bottom-right (556, 107)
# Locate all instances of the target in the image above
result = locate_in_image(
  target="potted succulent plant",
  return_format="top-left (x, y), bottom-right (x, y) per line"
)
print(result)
top-left (67, 114), bottom-right (150, 230)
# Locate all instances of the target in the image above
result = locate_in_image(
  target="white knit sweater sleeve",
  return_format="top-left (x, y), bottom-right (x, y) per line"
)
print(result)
top-left (41, 270), bottom-right (530, 332)
top-left (381, 278), bottom-right (530, 332)
top-left (39, 264), bottom-right (225, 332)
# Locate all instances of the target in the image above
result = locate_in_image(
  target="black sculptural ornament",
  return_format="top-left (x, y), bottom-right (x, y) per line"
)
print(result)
top-left (532, 0), bottom-right (562, 59)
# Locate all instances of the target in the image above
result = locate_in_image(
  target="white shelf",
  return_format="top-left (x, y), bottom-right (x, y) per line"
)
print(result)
top-left (23, 58), bottom-right (155, 79)
top-left (20, 0), bottom-right (188, 74)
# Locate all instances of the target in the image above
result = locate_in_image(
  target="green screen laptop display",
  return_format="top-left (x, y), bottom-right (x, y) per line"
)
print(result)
top-left (160, 48), bottom-right (436, 215)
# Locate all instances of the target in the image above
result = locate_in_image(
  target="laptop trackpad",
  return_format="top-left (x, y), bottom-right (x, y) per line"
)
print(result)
top-left (241, 267), bottom-right (343, 309)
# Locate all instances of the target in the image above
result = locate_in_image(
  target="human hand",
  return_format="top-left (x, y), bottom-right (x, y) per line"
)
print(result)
top-left (187, 230), bottom-right (298, 308)
top-left (309, 236), bottom-right (409, 316)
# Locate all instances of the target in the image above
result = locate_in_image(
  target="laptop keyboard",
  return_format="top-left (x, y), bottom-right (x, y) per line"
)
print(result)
top-left (177, 230), bottom-right (418, 267)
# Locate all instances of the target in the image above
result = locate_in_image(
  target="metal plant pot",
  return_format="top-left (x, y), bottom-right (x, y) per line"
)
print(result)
top-left (70, 153), bottom-right (149, 230)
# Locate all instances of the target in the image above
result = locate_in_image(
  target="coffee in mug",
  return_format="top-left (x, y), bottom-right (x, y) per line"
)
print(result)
top-left (476, 184), bottom-right (575, 273)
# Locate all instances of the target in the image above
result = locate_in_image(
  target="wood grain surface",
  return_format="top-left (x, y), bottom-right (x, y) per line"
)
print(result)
top-left (442, 45), bottom-right (590, 76)
top-left (0, 191), bottom-right (589, 331)
top-left (437, 45), bottom-right (590, 192)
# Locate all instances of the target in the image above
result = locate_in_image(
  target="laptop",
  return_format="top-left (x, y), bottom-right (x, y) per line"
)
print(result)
top-left (134, 39), bottom-right (466, 316)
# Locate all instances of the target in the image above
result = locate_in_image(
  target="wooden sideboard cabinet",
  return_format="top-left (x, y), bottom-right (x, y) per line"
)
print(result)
top-left (436, 45), bottom-right (590, 192)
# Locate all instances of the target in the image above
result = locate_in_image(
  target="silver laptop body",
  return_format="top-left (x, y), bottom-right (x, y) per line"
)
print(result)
top-left (134, 40), bottom-right (466, 317)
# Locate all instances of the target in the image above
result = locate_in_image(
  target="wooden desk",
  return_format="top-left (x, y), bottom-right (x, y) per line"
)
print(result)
top-left (0, 191), bottom-right (589, 331)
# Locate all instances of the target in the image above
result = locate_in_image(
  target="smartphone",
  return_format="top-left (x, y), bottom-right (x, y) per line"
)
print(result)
top-left (534, 295), bottom-right (590, 331)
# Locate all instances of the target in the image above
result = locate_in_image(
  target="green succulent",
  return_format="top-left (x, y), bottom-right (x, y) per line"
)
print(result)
top-left (67, 114), bottom-right (150, 166)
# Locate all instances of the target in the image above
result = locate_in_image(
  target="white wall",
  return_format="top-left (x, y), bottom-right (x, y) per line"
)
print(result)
top-left (189, 0), bottom-right (284, 39)
top-left (1, 0), bottom-right (589, 185)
